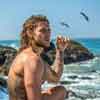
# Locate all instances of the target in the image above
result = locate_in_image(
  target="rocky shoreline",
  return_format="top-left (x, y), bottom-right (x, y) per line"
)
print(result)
top-left (0, 39), bottom-right (94, 86)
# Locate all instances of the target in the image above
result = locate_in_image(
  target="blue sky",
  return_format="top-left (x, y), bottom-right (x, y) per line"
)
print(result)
top-left (0, 0), bottom-right (100, 40)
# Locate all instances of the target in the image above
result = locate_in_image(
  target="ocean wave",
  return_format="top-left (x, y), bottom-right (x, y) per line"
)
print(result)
top-left (63, 56), bottom-right (100, 74)
top-left (9, 43), bottom-right (18, 49)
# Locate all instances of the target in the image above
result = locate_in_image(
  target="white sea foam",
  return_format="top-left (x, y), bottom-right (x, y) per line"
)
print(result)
top-left (10, 43), bottom-right (18, 49)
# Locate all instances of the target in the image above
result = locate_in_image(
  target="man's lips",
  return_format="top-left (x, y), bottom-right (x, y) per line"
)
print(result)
top-left (45, 39), bottom-right (50, 41)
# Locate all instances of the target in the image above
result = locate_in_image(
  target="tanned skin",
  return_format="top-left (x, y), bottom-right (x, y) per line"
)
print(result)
top-left (7, 17), bottom-right (70, 100)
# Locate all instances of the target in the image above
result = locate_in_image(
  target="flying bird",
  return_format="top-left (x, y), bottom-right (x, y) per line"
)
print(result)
top-left (80, 11), bottom-right (90, 22)
top-left (60, 22), bottom-right (70, 28)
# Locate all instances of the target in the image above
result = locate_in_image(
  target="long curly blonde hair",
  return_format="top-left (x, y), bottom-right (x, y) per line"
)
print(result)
top-left (18, 15), bottom-right (49, 53)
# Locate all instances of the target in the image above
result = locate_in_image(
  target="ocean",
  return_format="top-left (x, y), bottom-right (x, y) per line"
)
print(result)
top-left (0, 38), bottom-right (100, 100)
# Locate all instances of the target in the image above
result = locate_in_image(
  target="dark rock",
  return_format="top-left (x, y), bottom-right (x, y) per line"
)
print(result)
top-left (0, 50), bottom-right (6, 65)
top-left (0, 76), bottom-right (7, 87)
top-left (0, 45), bottom-right (17, 76)
top-left (41, 42), bottom-right (56, 65)
top-left (63, 40), bottom-right (94, 64)
top-left (91, 70), bottom-right (96, 73)
top-left (60, 80), bottom-right (78, 84)
top-left (0, 45), bottom-right (17, 65)
top-left (79, 76), bottom-right (93, 80)
top-left (67, 75), bottom-right (78, 79)
top-left (42, 39), bottom-right (94, 65)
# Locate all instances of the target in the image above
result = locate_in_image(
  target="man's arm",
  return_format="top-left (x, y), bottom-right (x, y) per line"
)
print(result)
top-left (46, 49), bottom-right (64, 83)
top-left (46, 36), bottom-right (69, 83)
top-left (24, 56), bottom-right (42, 100)
top-left (51, 49), bottom-right (64, 79)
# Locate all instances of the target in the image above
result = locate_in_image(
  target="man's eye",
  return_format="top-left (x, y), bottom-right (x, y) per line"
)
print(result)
top-left (40, 28), bottom-right (50, 33)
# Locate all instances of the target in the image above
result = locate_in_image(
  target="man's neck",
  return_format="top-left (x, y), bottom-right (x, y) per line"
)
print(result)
top-left (32, 43), bottom-right (43, 56)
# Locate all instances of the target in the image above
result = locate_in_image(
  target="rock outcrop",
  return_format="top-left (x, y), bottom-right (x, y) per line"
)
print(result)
top-left (0, 40), bottom-right (94, 86)
top-left (42, 40), bottom-right (94, 65)
top-left (0, 45), bottom-right (17, 76)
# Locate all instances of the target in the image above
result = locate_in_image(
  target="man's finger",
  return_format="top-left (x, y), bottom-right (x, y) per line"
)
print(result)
top-left (57, 35), bottom-right (62, 39)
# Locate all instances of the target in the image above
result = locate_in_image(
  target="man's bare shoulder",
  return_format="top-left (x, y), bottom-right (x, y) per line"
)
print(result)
top-left (23, 49), bottom-right (43, 77)
top-left (17, 48), bottom-right (39, 63)
top-left (18, 49), bottom-right (43, 70)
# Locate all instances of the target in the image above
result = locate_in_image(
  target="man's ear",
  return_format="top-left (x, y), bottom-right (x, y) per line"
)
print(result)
top-left (26, 29), bottom-right (33, 38)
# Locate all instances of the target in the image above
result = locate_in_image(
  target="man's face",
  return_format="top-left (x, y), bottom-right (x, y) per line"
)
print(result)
top-left (33, 21), bottom-right (51, 48)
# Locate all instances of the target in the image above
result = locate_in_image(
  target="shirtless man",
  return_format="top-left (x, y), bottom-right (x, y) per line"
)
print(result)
top-left (7, 15), bottom-right (69, 100)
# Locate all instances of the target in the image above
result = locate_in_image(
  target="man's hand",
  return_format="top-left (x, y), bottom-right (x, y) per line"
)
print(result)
top-left (56, 35), bottom-right (70, 52)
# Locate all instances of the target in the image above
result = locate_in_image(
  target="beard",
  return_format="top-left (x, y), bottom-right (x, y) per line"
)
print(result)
top-left (35, 40), bottom-right (50, 49)
top-left (34, 37), bottom-right (50, 48)
top-left (31, 35), bottom-right (50, 55)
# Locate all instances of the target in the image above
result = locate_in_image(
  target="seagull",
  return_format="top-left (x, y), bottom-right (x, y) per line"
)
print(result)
top-left (80, 11), bottom-right (90, 22)
top-left (60, 22), bottom-right (70, 28)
